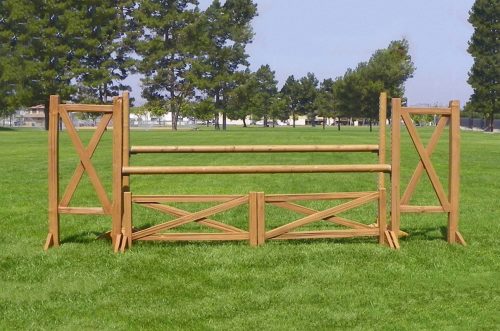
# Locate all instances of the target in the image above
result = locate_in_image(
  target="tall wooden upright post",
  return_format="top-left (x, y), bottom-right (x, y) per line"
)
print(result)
top-left (378, 93), bottom-right (387, 244)
top-left (448, 100), bottom-right (462, 244)
top-left (122, 92), bottom-right (132, 249)
top-left (112, 96), bottom-right (123, 251)
top-left (389, 98), bottom-right (401, 249)
top-left (45, 95), bottom-right (60, 250)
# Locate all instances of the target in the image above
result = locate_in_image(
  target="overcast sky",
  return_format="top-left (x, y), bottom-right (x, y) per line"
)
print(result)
top-left (126, 0), bottom-right (475, 107)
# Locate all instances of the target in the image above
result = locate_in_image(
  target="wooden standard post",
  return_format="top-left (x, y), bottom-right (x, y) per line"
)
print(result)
top-left (122, 91), bottom-right (130, 192)
top-left (112, 96), bottom-right (123, 250)
top-left (448, 100), bottom-right (465, 245)
top-left (45, 95), bottom-right (60, 250)
top-left (378, 93), bottom-right (387, 245)
top-left (389, 98), bottom-right (401, 249)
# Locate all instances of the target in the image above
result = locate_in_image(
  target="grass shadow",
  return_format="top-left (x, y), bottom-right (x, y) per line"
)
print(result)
top-left (398, 226), bottom-right (448, 243)
top-left (61, 230), bottom-right (112, 245)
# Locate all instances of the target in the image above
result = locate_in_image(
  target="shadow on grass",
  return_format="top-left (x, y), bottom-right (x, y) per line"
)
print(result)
top-left (398, 226), bottom-right (449, 243)
top-left (61, 230), bottom-right (111, 245)
top-left (0, 127), bottom-right (15, 132)
top-left (59, 225), bottom-right (452, 247)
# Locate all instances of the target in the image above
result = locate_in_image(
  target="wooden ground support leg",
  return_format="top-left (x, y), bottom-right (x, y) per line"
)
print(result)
top-left (249, 192), bottom-right (265, 246)
top-left (121, 192), bottom-right (133, 252)
top-left (384, 230), bottom-right (400, 250)
top-left (378, 188), bottom-right (387, 246)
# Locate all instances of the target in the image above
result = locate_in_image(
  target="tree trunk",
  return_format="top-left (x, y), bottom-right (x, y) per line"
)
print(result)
top-left (337, 120), bottom-right (341, 131)
top-left (171, 109), bottom-right (178, 131)
top-left (243, 118), bottom-right (247, 127)
top-left (292, 111), bottom-right (295, 128)
top-left (263, 115), bottom-right (268, 127)
top-left (214, 113), bottom-right (220, 130)
top-left (323, 118), bottom-right (326, 130)
top-left (214, 94), bottom-right (220, 130)
top-left (369, 118), bottom-right (373, 132)
top-left (222, 111), bottom-right (227, 130)
top-left (44, 100), bottom-right (50, 131)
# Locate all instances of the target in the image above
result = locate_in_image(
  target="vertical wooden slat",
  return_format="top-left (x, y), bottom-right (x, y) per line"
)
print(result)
top-left (248, 192), bottom-right (258, 246)
top-left (448, 100), bottom-right (460, 243)
top-left (378, 188), bottom-right (387, 245)
top-left (378, 92), bottom-right (387, 189)
top-left (122, 91), bottom-right (130, 191)
top-left (46, 95), bottom-right (60, 250)
top-left (391, 98), bottom-right (401, 236)
top-left (112, 97), bottom-right (123, 248)
top-left (123, 192), bottom-right (133, 249)
top-left (257, 192), bottom-right (265, 245)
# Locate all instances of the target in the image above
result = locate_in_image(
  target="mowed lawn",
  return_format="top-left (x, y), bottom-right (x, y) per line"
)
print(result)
top-left (0, 125), bottom-right (499, 330)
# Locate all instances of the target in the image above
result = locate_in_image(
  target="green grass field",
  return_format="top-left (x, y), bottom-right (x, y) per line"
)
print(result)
top-left (1, 126), bottom-right (499, 330)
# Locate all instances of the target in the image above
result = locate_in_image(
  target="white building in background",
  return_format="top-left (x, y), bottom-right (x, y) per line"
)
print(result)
top-left (14, 105), bottom-right (45, 127)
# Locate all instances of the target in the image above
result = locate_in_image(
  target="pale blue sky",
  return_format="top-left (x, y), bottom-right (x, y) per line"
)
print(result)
top-left (127, 0), bottom-right (475, 107)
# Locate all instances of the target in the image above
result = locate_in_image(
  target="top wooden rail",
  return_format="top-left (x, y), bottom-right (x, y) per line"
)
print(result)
top-left (401, 107), bottom-right (452, 115)
top-left (60, 104), bottom-right (114, 113)
top-left (130, 144), bottom-right (380, 154)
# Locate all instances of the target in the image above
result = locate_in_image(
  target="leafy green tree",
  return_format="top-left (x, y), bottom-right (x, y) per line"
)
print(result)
top-left (252, 64), bottom-right (278, 127)
top-left (71, 1), bottom-right (134, 104)
top-left (467, 0), bottom-right (499, 132)
top-left (297, 73), bottom-right (319, 126)
top-left (268, 93), bottom-right (290, 127)
top-left (226, 70), bottom-right (257, 127)
top-left (315, 78), bottom-right (335, 129)
top-left (191, 0), bottom-right (257, 130)
top-left (0, 1), bottom-right (133, 129)
top-left (333, 39), bottom-right (415, 130)
top-left (281, 75), bottom-right (301, 127)
top-left (332, 70), bottom-right (362, 130)
top-left (132, 0), bottom-right (200, 130)
top-left (0, 0), bottom-right (78, 129)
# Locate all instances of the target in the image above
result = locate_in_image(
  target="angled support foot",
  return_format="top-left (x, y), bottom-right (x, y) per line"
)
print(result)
top-left (384, 230), bottom-right (400, 249)
top-left (120, 235), bottom-right (129, 253)
top-left (454, 231), bottom-right (466, 246)
top-left (44, 233), bottom-right (55, 251)
top-left (114, 234), bottom-right (123, 253)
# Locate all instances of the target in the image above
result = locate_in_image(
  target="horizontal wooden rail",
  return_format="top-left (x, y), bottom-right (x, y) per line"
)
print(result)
top-left (138, 233), bottom-right (249, 241)
top-left (271, 229), bottom-right (379, 240)
top-left (400, 205), bottom-right (448, 213)
top-left (130, 144), bottom-right (380, 154)
top-left (132, 195), bottom-right (245, 203)
top-left (402, 107), bottom-right (451, 115)
top-left (58, 207), bottom-right (108, 215)
top-left (265, 192), bottom-right (377, 202)
top-left (60, 104), bottom-right (114, 113)
top-left (123, 164), bottom-right (391, 175)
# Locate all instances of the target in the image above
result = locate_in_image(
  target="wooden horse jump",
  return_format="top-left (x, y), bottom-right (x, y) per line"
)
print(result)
top-left (45, 92), bottom-right (465, 252)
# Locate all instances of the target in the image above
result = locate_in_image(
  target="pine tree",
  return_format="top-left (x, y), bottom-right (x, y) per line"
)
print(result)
top-left (191, 0), bottom-right (257, 130)
top-left (71, 1), bottom-right (134, 103)
top-left (467, 0), bottom-right (499, 132)
top-left (132, 0), bottom-right (200, 130)
top-left (281, 75), bottom-right (301, 127)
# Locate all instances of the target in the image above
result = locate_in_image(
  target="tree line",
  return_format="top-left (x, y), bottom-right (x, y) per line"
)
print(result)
top-left (0, 0), bottom-right (416, 130)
